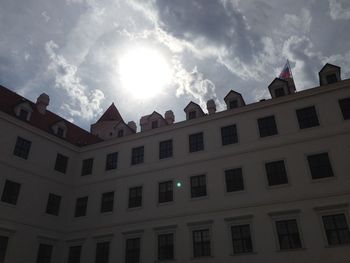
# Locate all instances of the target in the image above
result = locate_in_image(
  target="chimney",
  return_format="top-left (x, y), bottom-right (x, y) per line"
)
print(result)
top-left (36, 93), bottom-right (50, 114)
top-left (128, 121), bottom-right (137, 133)
top-left (164, 110), bottom-right (175, 124)
top-left (206, 99), bottom-right (216, 114)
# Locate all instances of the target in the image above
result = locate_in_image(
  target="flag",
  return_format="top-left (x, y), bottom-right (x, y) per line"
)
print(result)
top-left (279, 60), bottom-right (292, 79)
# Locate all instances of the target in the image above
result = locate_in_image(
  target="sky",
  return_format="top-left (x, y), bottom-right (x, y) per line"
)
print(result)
top-left (1, 0), bottom-right (350, 131)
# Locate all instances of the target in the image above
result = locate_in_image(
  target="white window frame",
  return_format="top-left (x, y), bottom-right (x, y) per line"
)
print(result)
top-left (187, 220), bottom-right (214, 259)
top-left (153, 225), bottom-right (177, 262)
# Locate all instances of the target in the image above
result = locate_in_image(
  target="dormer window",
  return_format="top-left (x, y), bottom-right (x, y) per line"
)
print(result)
top-left (326, 74), bottom-right (338, 84)
top-left (152, 120), bottom-right (158, 129)
top-left (14, 102), bottom-right (33, 122)
top-left (19, 109), bottom-right (29, 121)
top-left (189, 111), bottom-right (196, 120)
top-left (274, 88), bottom-right (286, 98)
top-left (117, 129), bottom-right (124, 137)
top-left (57, 127), bottom-right (65, 138)
top-left (229, 100), bottom-right (238, 109)
top-left (52, 121), bottom-right (67, 139)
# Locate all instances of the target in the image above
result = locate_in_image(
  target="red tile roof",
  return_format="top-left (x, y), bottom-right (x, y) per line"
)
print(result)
top-left (0, 85), bottom-right (103, 146)
top-left (97, 103), bottom-right (123, 122)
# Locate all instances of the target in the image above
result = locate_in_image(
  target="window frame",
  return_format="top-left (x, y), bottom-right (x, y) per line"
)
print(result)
top-left (122, 230), bottom-right (143, 263)
top-left (158, 180), bottom-right (173, 204)
top-left (306, 151), bottom-right (335, 180)
top-left (105, 152), bottom-right (118, 171)
top-left (257, 115), bottom-right (278, 138)
top-left (74, 196), bottom-right (88, 218)
top-left (45, 193), bottom-right (62, 216)
top-left (1, 179), bottom-right (21, 206)
top-left (13, 136), bottom-right (32, 160)
top-left (264, 159), bottom-right (289, 187)
top-left (187, 220), bottom-right (213, 259)
top-left (190, 174), bottom-right (207, 199)
top-left (131, 146), bottom-right (144, 165)
top-left (100, 191), bottom-right (114, 213)
top-left (54, 153), bottom-right (69, 174)
top-left (224, 167), bottom-right (244, 193)
top-left (295, 105), bottom-right (320, 129)
top-left (188, 132), bottom-right (204, 153)
top-left (81, 158), bottom-right (94, 176)
top-left (159, 139), bottom-right (173, 160)
top-left (128, 186), bottom-right (143, 209)
top-left (338, 97), bottom-right (350, 120)
top-left (221, 124), bottom-right (238, 146)
top-left (153, 225), bottom-right (177, 262)
top-left (94, 239), bottom-right (111, 263)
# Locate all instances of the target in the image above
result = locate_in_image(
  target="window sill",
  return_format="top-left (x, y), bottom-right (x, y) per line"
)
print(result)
top-left (230, 251), bottom-right (257, 256)
top-left (276, 247), bottom-right (306, 252)
top-left (127, 206), bottom-right (143, 212)
top-left (157, 201), bottom-right (175, 207)
top-left (325, 243), bottom-right (350, 248)
top-left (190, 256), bottom-right (214, 260)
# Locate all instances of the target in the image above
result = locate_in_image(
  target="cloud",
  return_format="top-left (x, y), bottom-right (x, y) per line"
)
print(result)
top-left (282, 9), bottom-right (312, 35)
top-left (45, 40), bottom-right (105, 120)
top-left (329, 0), bottom-right (350, 20)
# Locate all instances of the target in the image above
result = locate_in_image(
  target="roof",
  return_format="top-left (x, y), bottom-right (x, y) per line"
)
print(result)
top-left (0, 85), bottom-right (102, 146)
top-left (97, 103), bottom-right (123, 122)
top-left (183, 101), bottom-right (205, 114)
top-left (319, 63), bottom-right (341, 74)
top-left (223, 90), bottom-right (243, 101)
top-left (268, 78), bottom-right (288, 88)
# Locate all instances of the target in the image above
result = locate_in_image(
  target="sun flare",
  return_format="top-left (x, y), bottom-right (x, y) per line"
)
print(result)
top-left (118, 47), bottom-right (172, 99)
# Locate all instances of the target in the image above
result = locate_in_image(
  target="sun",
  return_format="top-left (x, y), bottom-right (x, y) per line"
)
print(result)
top-left (118, 47), bottom-right (172, 99)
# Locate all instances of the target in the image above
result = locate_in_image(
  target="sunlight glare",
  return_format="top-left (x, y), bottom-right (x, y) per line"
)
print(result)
top-left (119, 47), bottom-right (171, 99)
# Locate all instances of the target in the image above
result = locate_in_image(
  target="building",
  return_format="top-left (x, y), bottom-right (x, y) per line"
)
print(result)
top-left (0, 63), bottom-right (350, 263)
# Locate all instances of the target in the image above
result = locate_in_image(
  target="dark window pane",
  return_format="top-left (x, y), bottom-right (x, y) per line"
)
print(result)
top-left (19, 109), bottom-right (28, 121)
top-left (57, 127), bottom-right (64, 138)
top-left (326, 74), bottom-right (338, 84)
top-left (275, 219), bottom-right (302, 249)
top-left (258, 116), bottom-right (278, 137)
top-left (296, 106), bottom-right (319, 129)
top-left (75, 196), bottom-right (88, 217)
top-left (221, 125), bottom-right (238, 146)
top-left (189, 111), bottom-right (196, 120)
top-left (46, 193), bottom-right (61, 216)
top-left (152, 120), bottom-right (158, 129)
top-left (307, 153), bottom-right (334, 179)
top-left (265, 160), bottom-right (288, 186)
top-left (191, 175), bottom-right (207, 198)
top-left (158, 181), bottom-right (173, 203)
top-left (339, 97), bottom-right (350, 120)
top-left (1, 180), bottom-right (21, 205)
top-left (117, 129), bottom-right (124, 137)
top-left (229, 100), bottom-right (238, 109)
top-left (105, 152), bottom-right (118, 171)
top-left (101, 192), bottom-right (114, 213)
top-left (189, 133), bottom-right (204, 152)
top-left (81, 158), bottom-right (93, 176)
top-left (192, 229), bottom-right (210, 257)
top-left (231, 224), bottom-right (253, 254)
top-left (159, 140), bottom-right (173, 159)
top-left (158, 233), bottom-right (174, 260)
top-left (275, 88), bottom-right (285, 97)
top-left (131, 146), bottom-right (144, 165)
top-left (125, 238), bottom-right (140, 263)
top-left (95, 241), bottom-right (109, 263)
top-left (54, 153), bottom-right (68, 174)
top-left (13, 136), bottom-right (31, 159)
top-left (36, 244), bottom-right (53, 263)
top-left (225, 168), bottom-right (244, 192)
top-left (322, 214), bottom-right (350, 245)
top-left (128, 186), bottom-right (142, 208)
top-left (0, 236), bottom-right (9, 263)
top-left (68, 245), bottom-right (81, 263)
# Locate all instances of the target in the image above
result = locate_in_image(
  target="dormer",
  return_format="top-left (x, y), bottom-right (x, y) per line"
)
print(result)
top-left (268, 78), bottom-right (290, 98)
top-left (14, 101), bottom-right (33, 121)
top-left (224, 90), bottom-right (245, 110)
top-left (184, 101), bottom-right (205, 120)
top-left (319, 63), bottom-right (341, 86)
top-left (52, 121), bottom-right (67, 138)
top-left (140, 111), bottom-right (168, 132)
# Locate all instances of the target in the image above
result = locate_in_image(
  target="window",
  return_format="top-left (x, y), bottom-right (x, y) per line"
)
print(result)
top-left (258, 116), bottom-right (278, 137)
top-left (296, 106), bottom-right (319, 129)
top-left (46, 193), bottom-right (61, 216)
top-left (54, 153), bottom-right (68, 174)
top-left (229, 100), bottom-right (238, 109)
top-left (131, 146), bottom-right (144, 165)
top-left (152, 120), bottom-right (158, 129)
top-left (128, 186), bottom-right (142, 208)
top-left (189, 110), bottom-right (196, 120)
top-left (74, 196), bottom-right (88, 217)
top-left (100, 192), bottom-right (114, 213)
top-left (1, 180), bottom-right (21, 205)
top-left (307, 153), bottom-right (334, 179)
top-left (189, 132), bottom-right (204, 152)
top-left (322, 214), bottom-right (350, 245)
top-left (81, 158), bottom-right (93, 176)
top-left (326, 74), bottom-right (338, 84)
top-left (158, 233), bottom-right (174, 260)
top-left (265, 160), bottom-right (288, 186)
top-left (158, 181), bottom-right (173, 203)
top-left (19, 109), bottom-right (29, 121)
top-left (225, 168), bottom-right (244, 192)
top-left (190, 175), bottom-right (207, 198)
top-left (95, 241), bottom-right (109, 263)
top-left (221, 124), bottom-right (238, 145)
top-left (275, 219), bottom-right (302, 249)
top-left (231, 224), bottom-right (253, 254)
top-left (68, 245), bottom-right (82, 263)
top-left (274, 88), bottom-right (285, 97)
top-left (192, 229), bottom-right (211, 257)
top-left (118, 129), bottom-right (124, 138)
top-left (13, 136), bottom-right (31, 159)
top-left (36, 243), bottom-right (53, 263)
top-left (0, 236), bottom-right (9, 263)
top-left (125, 237), bottom-right (140, 263)
top-left (57, 127), bottom-right (64, 138)
top-left (105, 152), bottom-right (118, 171)
top-left (339, 97), bottom-right (350, 120)
top-left (159, 140), bottom-right (173, 159)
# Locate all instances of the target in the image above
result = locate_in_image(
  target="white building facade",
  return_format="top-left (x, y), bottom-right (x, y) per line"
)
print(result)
top-left (0, 63), bottom-right (350, 263)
